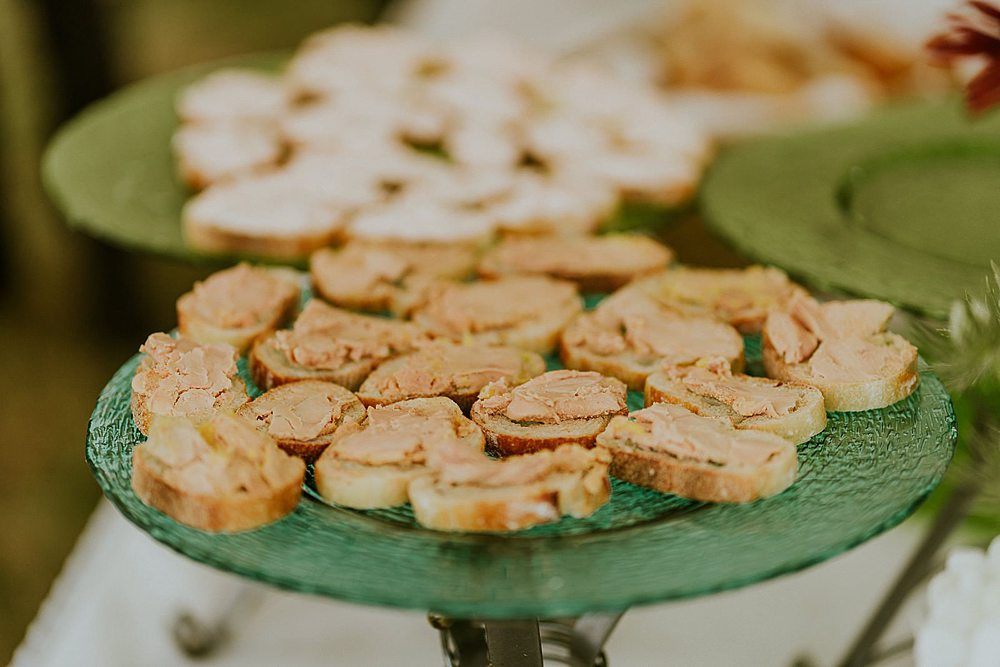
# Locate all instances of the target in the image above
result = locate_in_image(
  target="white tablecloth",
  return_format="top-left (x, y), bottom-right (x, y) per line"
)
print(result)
top-left (12, 499), bottom-right (925, 666)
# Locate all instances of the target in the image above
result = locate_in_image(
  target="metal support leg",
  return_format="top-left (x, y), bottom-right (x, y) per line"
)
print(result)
top-left (430, 611), bottom-right (624, 666)
top-left (172, 585), bottom-right (266, 658)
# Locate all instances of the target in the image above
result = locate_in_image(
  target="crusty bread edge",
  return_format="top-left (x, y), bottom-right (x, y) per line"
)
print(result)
top-left (131, 445), bottom-right (303, 532)
top-left (598, 435), bottom-right (798, 503)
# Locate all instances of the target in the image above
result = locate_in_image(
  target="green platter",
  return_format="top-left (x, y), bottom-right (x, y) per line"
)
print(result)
top-left (42, 53), bottom-right (674, 265)
top-left (87, 333), bottom-right (957, 618)
top-left (701, 99), bottom-right (1000, 320)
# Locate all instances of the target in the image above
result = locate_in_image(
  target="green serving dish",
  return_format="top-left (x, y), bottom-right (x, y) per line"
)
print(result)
top-left (702, 98), bottom-right (1000, 320)
top-left (88, 314), bottom-right (956, 618)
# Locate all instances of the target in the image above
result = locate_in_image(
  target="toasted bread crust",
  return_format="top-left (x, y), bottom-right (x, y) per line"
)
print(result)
top-left (131, 445), bottom-right (302, 532)
top-left (604, 441), bottom-right (797, 503)
top-left (408, 479), bottom-right (564, 532)
top-left (470, 404), bottom-right (624, 456)
top-left (761, 335), bottom-right (920, 412)
top-left (644, 372), bottom-right (827, 445)
top-left (183, 219), bottom-right (343, 262)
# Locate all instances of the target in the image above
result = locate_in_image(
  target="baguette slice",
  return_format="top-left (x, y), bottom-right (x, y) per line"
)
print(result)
top-left (761, 295), bottom-right (919, 411)
top-left (630, 266), bottom-right (808, 334)
top-left (560, 289), bottom-right (745, 391)
top-left (358, 342), bottom-right (546, 411)
top-left (130, 333), bottom-right (249, 435)
top-left (237, 381), bottom-right (366, 463)
top-left (177, 69), bottom-right (288, 124)
top-left (173, 122), bottom-right (284, 190)
top-left (487, 170), bottom-right (621, 236)
top-left (313, 397), bottom-right (484, 509)
top-left (409, 443), bottom-right (612, 532)
top-left (132, 413), bottom-right (305, 532)
top-left (182, 172), bottom-right (351, 261)
top-left (596, 403), bottom-right (798, 503)
top-left (310, 241), bottom-right (477, 316)
top-left (177, 263), bottom-right (301, 353)
top-left (411, 276), bottom-right (583, 354)
top-left (645, 357), bottom-right (826, 445)
top-left (470, 370), bottom-right (628, 456)
top-left (249, 300), bottom-right (431, 392)
top-left (345, 194), bottom-right (497, 246)
top-left (478, 234), bottom-right (674, 293)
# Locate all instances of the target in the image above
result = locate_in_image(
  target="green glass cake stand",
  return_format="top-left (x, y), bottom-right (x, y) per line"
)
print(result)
top-left (88, 335), bottom-right (956, 629)
top-left (701, 98), bottom-right (1000, 320)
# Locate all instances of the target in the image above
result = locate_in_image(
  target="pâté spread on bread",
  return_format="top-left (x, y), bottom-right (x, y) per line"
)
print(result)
top-left (763, 295), bottom-right (919, 411)
top-left (132, 413), bottom-right (305, 532)
top-left (645, 357), bottom-right (826, 444)
top-left (471, 370), bottom-right (628, 455)
top-left (310, 242), bottom-right (476, 315)
top-left (597, 402), bottom-right (798, 503)
top-left (478, 234), bottom-right (674, 292)
top-left (561, 289), bottom-right (745, 390)
top-left (251, 299), bottom-right (430, 390)
top-left (358, 342), bottom-right (546, 410)
top-left (412, 275), bottom-right (582, 353)
top-left (409, 443), bottom-right (612, 532)
top-left (177, 263), bottom-right (300, 352)
top-left (131, 333), bottom-right (249, 435)
top-left (313, 397), bottom-right (484, 510)
top-left (238, 381), bottom-right (366, 462)
top-left (631, 265), bottom-right (805, 334)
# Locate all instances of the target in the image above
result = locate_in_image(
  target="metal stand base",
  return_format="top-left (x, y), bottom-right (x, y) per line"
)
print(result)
top-left (430, 612), bottom-right (623, 667)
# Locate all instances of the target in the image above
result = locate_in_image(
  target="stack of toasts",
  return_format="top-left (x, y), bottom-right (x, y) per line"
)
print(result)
top-left (128, 248), bottom-right (920, 534)
top-left (174, 25), bottom-right (714, 260)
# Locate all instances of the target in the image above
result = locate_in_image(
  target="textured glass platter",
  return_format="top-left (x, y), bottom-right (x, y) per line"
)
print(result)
top-left (88, 330), bottom-right (957, 618)
top-left (42, 53), bottom-right (673, 266)
top-left (701, 99), bottom-right (1000, 320)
